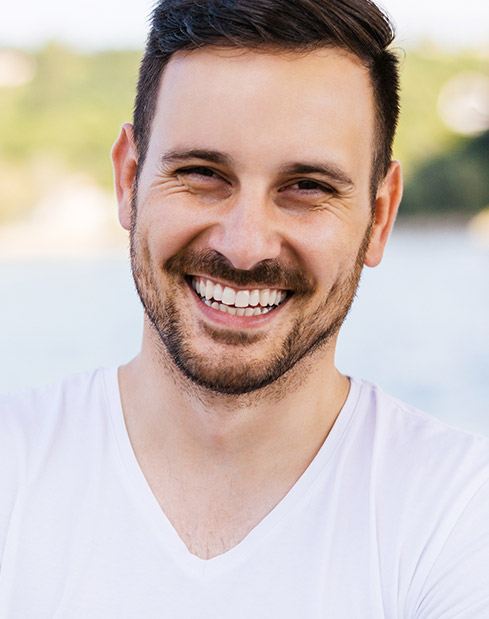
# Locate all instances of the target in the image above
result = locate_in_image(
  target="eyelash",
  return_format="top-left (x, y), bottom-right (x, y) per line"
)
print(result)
top-left (176, 166), bottom-right (336, 195)
top-left (177, 166), bottom-right (217, 179)
top-left (286, 180), bottom-right (336, 195)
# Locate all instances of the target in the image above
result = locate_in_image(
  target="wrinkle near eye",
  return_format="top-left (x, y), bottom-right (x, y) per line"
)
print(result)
top-left (150, 175), bottom-right (196, 196)
top-left (149, 170), bottom-right (233, 205)
top-left (310, 199), bottom-right (356, 222)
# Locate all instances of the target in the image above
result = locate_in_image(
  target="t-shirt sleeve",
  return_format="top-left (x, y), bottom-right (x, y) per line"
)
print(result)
top-left (414, 477), bottom-right (489, 618)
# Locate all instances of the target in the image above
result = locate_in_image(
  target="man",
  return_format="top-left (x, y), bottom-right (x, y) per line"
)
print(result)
top-left (1, 0), bottom-right (488, 616)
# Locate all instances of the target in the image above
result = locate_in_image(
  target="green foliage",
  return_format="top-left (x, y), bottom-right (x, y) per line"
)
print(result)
top-left (393, 47), bottom-right (485, 173)
top-left (0, 43), bottom-right (488, 221)
top-left (401, 131), bottom-right (489, 215)
top-left (0, 44), bottom-right (139, 189)
top-left (393, 46), bottom-right (489, 217)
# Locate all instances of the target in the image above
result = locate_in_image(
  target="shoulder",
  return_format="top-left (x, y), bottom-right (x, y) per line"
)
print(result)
top-left (0, 367), bottom-right (113, 504)
top-left (354, 379), bottom-right (489, 511)
top-left (0, 367), bottom-right (115, 564)
top-left (351, 379), bottom-right (489, 614)
top-left (0, 367), bottom-right (111, 446)
top-left (353, 378), bottom-right (489, 483)
top-left (350, 378), bottom-right (489, 527)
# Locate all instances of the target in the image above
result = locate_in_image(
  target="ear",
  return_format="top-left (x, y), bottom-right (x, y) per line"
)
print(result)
top-left (111, 123), bottom-right (138, 231)
top-left (364, 161), bottom-right (403, 268)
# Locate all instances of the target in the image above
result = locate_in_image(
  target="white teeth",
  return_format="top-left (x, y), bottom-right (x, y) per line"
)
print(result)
top-left (199, 279), bottom-right (206, 297)
top-left (259, 289), bottom-right (270, 307)
top-left (207, 303), bottom-right (270, 317)
top-left (205, 280), bottom-right (214, 300)
top-left (213, 283), bottom-right (223, 302)
top-left (221, 287), bottom-right (236, 306)
top-left (249, 290), bottom-right (260, 307)
top-left (192, 277), bottom-right (287, 310)
top-left (235, 290), bottom-right (250, 308)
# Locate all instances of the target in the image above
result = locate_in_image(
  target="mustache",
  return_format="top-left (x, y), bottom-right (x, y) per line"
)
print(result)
top-left (164, 249), bottom-right (313, 294)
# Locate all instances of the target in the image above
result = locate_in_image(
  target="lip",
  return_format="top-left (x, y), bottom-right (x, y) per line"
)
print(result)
top-left (186, 280), bottom-right (289, 329)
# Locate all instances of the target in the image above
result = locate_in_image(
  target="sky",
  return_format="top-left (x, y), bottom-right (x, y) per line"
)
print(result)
top-left (2, 0), bottom-right (489, 51)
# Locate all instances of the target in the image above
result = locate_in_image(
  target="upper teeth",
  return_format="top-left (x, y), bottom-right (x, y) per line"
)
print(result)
top-left (192, 277), bottom-right (287, 308)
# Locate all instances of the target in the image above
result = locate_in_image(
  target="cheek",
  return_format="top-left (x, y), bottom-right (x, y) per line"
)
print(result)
top-left (295, 223), bottom-right (363, 290)
top-left (138, 192), bottom-right (213, 262)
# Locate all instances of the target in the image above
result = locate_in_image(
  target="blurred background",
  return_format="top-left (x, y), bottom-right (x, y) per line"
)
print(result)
top-left (1, 0), bottom-right (488, 434)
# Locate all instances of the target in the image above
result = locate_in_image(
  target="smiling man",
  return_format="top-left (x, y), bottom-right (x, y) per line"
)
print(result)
top-left (1, 1), bottom-right (489, 617)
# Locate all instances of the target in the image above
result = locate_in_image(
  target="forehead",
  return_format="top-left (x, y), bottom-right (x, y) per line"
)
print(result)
top-left (147, 46), bottom-right (375, 181)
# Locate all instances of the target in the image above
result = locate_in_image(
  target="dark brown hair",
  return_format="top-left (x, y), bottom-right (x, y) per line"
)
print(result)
top-left (133, 0), bottom-right (400, 195)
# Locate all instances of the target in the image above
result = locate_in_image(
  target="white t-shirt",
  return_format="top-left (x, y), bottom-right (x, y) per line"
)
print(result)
top-left (1, 367), bottom-right (488, 618)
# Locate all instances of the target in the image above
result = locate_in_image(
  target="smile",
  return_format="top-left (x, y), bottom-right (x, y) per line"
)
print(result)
top-left (190, 276), bottom-right (289, 317)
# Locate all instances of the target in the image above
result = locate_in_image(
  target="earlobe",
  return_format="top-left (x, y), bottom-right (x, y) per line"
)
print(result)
top-left (364, 161), bottom-right (403, 268)
top-left (111, 123), bottom-right (138, 231)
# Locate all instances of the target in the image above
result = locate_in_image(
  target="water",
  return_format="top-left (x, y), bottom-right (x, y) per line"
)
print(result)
top-left (1, 223), bottom-right (488, 436)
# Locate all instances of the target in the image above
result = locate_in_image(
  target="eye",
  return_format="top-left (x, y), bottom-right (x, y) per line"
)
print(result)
top-left (176, 166), bottom-right (222, 181)
top-left (174, 165), bottom-right (232, 200)
top-left (285, 179), bottom-right (336, 195)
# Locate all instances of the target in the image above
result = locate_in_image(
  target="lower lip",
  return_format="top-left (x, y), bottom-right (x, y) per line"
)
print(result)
top-left (188, 284), bottom-right (288, 329)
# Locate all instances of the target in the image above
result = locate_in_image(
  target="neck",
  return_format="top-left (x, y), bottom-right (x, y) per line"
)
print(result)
top-left (118, 321), bottom-right (350, 559)
top-left (119, 322), bottom-right (349, 475)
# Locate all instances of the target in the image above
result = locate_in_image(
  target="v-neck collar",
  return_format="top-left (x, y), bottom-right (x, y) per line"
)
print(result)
top-left (102, 365), bottom-right (362, 579)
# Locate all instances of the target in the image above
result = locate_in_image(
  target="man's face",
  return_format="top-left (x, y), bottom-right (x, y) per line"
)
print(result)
top-left (128, 47), bottom-right (377, 394)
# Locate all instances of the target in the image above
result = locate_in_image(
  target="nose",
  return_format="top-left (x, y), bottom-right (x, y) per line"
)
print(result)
top-left (206, 192), bottom-right (283, 271)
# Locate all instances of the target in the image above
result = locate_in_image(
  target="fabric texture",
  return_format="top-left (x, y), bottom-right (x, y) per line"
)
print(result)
top-left (0, 367), bottom-right (488, 618)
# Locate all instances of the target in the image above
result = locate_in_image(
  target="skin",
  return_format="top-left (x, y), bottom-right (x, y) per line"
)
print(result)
top-left (112, 47), bottom-right (402, 559)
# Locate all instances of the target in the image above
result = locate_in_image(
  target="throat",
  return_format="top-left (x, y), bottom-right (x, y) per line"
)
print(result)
top-left (138, 452), bottom-right (301, 560)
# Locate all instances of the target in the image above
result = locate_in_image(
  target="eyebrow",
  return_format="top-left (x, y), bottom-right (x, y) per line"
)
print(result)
top-left (160, 149), bottom-right (354, 188)
top-left (161, 149), bottom-right (234, 168)
top-left (278, 162), bottom-right (354, 188)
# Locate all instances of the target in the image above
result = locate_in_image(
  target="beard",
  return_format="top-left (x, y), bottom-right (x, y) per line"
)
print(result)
top-left (129, 199), bottom-right (372, 396)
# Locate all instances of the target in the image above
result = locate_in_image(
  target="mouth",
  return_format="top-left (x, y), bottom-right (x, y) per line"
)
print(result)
top-left (186, 275), bottom-right (291, 318)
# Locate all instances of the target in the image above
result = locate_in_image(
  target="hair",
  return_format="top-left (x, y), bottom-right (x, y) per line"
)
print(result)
top-left (133, 0), bottom-right (400, 197)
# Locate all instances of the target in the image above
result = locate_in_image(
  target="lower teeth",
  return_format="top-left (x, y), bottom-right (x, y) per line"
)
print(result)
top-left (202, 298), bottom-right (271, 316)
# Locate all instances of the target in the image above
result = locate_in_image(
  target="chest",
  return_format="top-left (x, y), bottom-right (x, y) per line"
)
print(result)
top-left (0, 477), bottom-right (402, 619)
